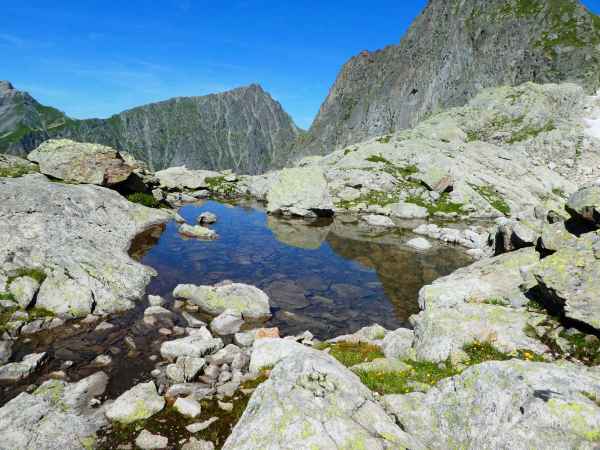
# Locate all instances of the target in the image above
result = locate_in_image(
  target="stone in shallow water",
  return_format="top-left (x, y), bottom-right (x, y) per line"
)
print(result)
top-left (198, 211), bottom-right (218, 224)
top-left (389, 201), bottom-right (429, 219)
top-left (160, 336), bottom-right (224, 360)
top-left (105, 381), bottom-right (165, 424)
top-left (0, 352), bottom-right (47, 382)
top-left (406, 237), bottom-right (432, 251)
top-left (363, 214), bottom-right (395, 228)
top-left (223, 349), bottom-right (419, 449)
top-left (179, 224), bottom-right (218, 240)
top-left (135, 429), bottom-right (169, 450)
top-left (173, 282), bottom-right (271, 320)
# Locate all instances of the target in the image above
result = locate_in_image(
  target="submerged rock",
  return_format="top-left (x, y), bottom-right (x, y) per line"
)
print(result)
top-left (223, 350), bottom-right (420, 449)
top-left (406, 237), bottom-right (432, 251)
top-left (27, 139), bottom-right (133, 186)
top-left (385, 360), bottom-right (600, 449)
top-left (0, 372), bottom-right (108, 450)
top-left (173, 282), bottom-right (271, 320)
top-left (105, 381), bottom-right (165, 424)
top-left (0, 174), bottom-right (170, 317)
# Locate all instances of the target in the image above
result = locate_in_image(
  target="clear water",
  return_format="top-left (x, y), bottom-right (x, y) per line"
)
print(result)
top-left (138, 200), bottom-right (472, 338)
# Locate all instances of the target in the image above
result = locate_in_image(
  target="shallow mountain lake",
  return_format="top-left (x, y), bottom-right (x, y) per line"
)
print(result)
top-left (135, 200), bottom-right (473, 338)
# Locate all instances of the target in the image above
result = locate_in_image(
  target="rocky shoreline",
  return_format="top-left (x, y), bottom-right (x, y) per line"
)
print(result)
top-left (2, 81), bottom-right (600, 449)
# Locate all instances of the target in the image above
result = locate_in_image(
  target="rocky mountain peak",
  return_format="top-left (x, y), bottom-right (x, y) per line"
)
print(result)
top-left (292, 0), bottom-right (600, 160)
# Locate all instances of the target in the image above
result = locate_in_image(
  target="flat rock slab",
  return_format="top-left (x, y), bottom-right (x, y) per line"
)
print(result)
top-left (385, 360), bottom-right (600, 449)
top-left (0, 174), bottom-right (170, 316)
top-left (223, 350), bottom-right (420, 449)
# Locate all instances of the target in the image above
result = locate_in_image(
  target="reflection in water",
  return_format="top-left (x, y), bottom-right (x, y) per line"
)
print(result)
top-left (136, 201), bottom-right (472, 339)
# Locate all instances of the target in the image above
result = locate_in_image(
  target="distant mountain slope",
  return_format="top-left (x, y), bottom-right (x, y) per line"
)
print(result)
top-left (292, 0), bottom-right (600, 160)
top-left (0, 83), bottom-right (300, 174)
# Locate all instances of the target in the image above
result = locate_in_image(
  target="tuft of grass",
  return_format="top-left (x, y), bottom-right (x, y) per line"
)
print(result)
top-left (356, 359), bottom-right (458, 395)
top-left (127, 192), bottom-right (160, 208)
top-left (376, 135), bottom-right (392, 144)
top-left (463, 341), bottom-right (545, 364)
top-left (0, 164), bottom-right (38, 178)
top-left (0, 292), bottom-right (15, 301)
top-left (470, 184), bottom-right (511, 216)
top-left (206, 176), bottom-right (237, 197)
top-left (316, 342), bottom-right (384, 367)
top-left (406, 193), bottom-right (464, 215)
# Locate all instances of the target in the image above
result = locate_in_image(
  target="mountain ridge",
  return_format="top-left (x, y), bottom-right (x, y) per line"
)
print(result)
top-left (0, 82), bottom-right (300, 174)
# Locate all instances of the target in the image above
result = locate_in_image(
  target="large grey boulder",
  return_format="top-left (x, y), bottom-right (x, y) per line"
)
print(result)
top-left (105, 381), bottom-right (165, 424)
top-left (223, 350), bottom-right (421, 449)
top-left (385, 360), bottom-right (600, 449)
top-left (0, 372), bottom-right (108, 450)
top-left (155, 166), bottom-right (220, 191)
top-left (418, 248), bottom-right (540, 310)
top-left (249, 337), bottom-right (315, 373)
top-left (27, 139), bottom-right (133, 186)
top-left (566, 185), bottom-right (600, 226)
top-left (0, 174), bottom-right (171, 316)
top-left (411, 304), bottom-right (548, 363)
top-left (534, 232), bottom-right (600, 329)
top-left (266, 167), bottom-right (333, 217)
top-left (173, 282), bottom-right (271, 320)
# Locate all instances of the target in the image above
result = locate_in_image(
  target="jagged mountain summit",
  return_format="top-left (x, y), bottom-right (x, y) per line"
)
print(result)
top-left (293, 0), bottom-right (600, 160)
top-left (0, 83), bottom-right (300, 174)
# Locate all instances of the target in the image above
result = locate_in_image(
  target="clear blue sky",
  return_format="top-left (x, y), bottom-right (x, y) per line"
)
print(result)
top-left (2, 1), bottom-right (600, 129)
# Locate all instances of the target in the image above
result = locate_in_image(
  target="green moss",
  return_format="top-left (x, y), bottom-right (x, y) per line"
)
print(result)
top-left (470, 184), bottom-right (511, 215)
top-left (126, 192), bottom-right (160, 208)
top-left (376, 135), bottom-right (392, 144)
top-left (0, 164), bottom-right (38, 178)
top-left (7, 267), bottom-right (47, 285)
top-left (315, 342), bottom-right (384, 367)
top-left (0, 292), bottom-right (15, 301)
top-left (507, 121), bottom-right (556, 144)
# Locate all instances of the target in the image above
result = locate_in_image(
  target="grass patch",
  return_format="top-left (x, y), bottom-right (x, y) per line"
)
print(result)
top-left (406, 193), bottom-right (464, 215)
top-left (507, 121), bottom-right (556, 144)
top-left (206, 176), bottom-right (237, 197)
top-left (316, 342), bottom-right (384, 367)
top-left (126, 192), bottom-right (160, 208)
top-left (0, 292), bottom-right (15, 301)
top-left (356, 359), bottom-right (458, 395)
top-left (470, 184), bottom-right (511, 215)
top-left (376, 135), bottom-right (392, 144)
top-left (0, 164), bottom-right (38, 178)
top-left (463, 341), bottom-right (545, 364)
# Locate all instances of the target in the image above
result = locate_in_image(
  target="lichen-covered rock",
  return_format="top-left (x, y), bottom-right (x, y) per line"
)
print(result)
top-left (382, 328), bottom-right (415, 360)
top-left (385, 360), bottom-right (600, 449)
top-left (266, 167), bottom-right (333, 217)
top-left (388, 201), bottom-right (429, 219)
top-left (155, 166), bottom-right (220, 190)
top-left (566, 185), bottom-right (600, 226)
top-left (418, 247), bottom-right (540, 310)
top-left (411, 304), bottom-right (548, 363)
top-left (105, 381), bottom-right (165, 424)
top-left (36, 269), bottom-right (94, 319)
top-left (27, 139), bottom-right (133, 186)
top-left (8, 276), bottom-right (39, 309)
top-left (224, 350), bottom-right (421, 449)
top-left (173, 282), bottom-right (271, 320)
top-left (539, 220), bottom-right (577, 253)
top-left (135, 430), bottom-right (168, 450)
top-left (210, 309), bottom-right (244, 335)
top-left (0, 174), bottom-right (171, 316)
top-left (0, 340), bottom-right (12, 365)
top-left (249, 338), bottom-right (315, 373)
top-left (0, 372), bottom-right (108, 450)
top-left (534, 232), bottom-right (600, 329)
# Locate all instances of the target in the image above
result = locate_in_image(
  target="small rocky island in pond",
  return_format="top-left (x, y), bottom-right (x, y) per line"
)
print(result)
top-left (3, 0), bottom-right (600, 448)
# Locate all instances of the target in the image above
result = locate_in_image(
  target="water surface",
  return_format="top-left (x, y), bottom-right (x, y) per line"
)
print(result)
top-left (138, 200), bottom-right (472, 338)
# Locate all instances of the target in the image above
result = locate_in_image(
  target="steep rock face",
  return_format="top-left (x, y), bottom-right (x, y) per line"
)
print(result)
top-left (295, 0), bottom-right (600, 159)
top-left (1, 83), bottom-right (300, 174)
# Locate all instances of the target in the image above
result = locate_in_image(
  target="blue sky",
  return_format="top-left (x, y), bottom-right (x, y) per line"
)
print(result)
top-left (2, 1), bottom-right (600, 129)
